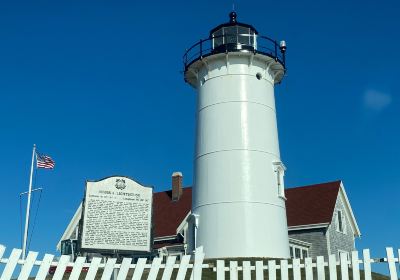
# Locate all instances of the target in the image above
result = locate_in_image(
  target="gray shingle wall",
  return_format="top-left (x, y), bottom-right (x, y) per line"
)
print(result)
top-left (288, 228), bottom-right (328, 258)
top-left (327, 193), bottom-right (355, 257)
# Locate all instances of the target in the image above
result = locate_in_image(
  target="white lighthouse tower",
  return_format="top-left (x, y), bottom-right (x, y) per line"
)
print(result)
top-left (184, 12), bottom-right (290, 259)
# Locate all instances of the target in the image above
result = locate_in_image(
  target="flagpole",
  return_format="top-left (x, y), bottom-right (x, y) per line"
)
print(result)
top-left (22, 144), bottom-right (36, 260)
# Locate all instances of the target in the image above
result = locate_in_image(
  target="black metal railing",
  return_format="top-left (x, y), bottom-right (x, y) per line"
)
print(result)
top-left (183, 34), bottom-right (286, 72)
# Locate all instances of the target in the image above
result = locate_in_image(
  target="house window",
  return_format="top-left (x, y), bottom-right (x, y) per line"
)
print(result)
top-left (289, 244), bottom-right (309, 259)
top-left (273, 162), bottom-right (286, 199)
top-left (295, 248), bottom-right (301, 258)
top-left (336, 210), bottom-right (346, 234)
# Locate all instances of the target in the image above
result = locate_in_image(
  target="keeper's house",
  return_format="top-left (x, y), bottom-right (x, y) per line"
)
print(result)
top-left (58, 173), bottom-right (360, 260)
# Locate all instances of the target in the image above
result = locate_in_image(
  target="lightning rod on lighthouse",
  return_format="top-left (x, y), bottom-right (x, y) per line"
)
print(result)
top-left (184, 12), bottom-right (290, 259)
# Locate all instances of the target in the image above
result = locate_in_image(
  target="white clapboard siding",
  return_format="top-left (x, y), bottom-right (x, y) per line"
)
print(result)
top-left (1, 246), bottom-right (400, 280)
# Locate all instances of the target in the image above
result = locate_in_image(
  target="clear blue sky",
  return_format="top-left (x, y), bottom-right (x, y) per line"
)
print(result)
top-left (0, 0), bottom-right (398, 259)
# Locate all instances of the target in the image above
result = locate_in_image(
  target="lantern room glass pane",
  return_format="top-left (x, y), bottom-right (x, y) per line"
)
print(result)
top-left (213, 29), bottom-right (223, 48)
top-left (224, 26), bottom-right (237, 44)
top-left (237, 26), bottom-right (250, 45)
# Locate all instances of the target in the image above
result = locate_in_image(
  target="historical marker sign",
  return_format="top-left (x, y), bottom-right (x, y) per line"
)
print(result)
top-left (80, 176), bottom-right (153, 252)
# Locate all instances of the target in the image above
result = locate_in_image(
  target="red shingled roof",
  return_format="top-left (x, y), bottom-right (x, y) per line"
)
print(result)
top-left (153, 188), bottom-right (192, 238)
top-left (153, 181), bottom-right (341, 238)
top-left (285, 181), bottom-right (341, 227)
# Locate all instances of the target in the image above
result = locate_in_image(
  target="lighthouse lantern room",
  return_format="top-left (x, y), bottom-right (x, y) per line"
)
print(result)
top-left (184, 12), bottom-right (289, 259)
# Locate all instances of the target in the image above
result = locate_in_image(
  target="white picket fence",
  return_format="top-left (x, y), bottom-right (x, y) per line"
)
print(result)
top-left (0, 245), bottom-right (399, 280)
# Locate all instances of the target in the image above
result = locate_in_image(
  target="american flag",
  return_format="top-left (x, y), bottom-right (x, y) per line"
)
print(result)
top-left (36, 153), bottom-right (55, 169)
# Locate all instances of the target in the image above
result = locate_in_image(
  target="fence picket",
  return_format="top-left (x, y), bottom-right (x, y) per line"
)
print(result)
top-left (316, 256), bottom-right (325, 280)
top-left (268, 260), bottom-right (277, 280)
top-left (147, 257), bottom-right (162, 280)
top-left (362, 249), bottom-right (372, 280)
top-left (35, 254), bottom-right (54, 280)
top-left (176, 255), bottom-right (191, 280)
top-left (243, 261), bottom-right (251, 280)
top-left (305, 257), bottom-right (313, 280)
top-left (100, 257), bottom-right (117, 280)
top-left (255, 261), bottom-right (264, 280)
top-left (52, 255), bottom-right (71, 280)
top-left (351, 251), bottom-right (360, 280)
top-left (216, 260), bottom-right (225, 280)
top-left (339, 252), bottom-right (349, 280)
top-left (17, 251), bottom-right (38, 280)
top-left (131, 258), bottom-right (147, 280)
top-left (280, 260), bottom-right (289, 280)
top-left (386, 247), bottom-right (398, 280)
top-left (192, 251), bottom-right (205, 280)
top-left (85, 257), bottom-right (102, 280)
top-left (0, 245), bottom-right (6, 261)
top-left (69, 256), bottom-right (86, 280)
top-left (328, 254), bottom-right (337, 280)
top-left (293, 258), bottom-right (301, 280)
top-left (229, 261), bottom-right (238, 280)
top-left (1, 248), bottom-right (22, 280)
top-left (161, 256), bottom-right (176, 280)
top-left (116, 258), bottom-right (132, 280)
top-left (1, 246), bottom-right (399, 280)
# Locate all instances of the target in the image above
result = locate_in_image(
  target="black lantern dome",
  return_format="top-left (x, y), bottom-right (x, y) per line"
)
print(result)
top-left (209, 12), bottom-right (258, 53)
top-left (183, 12), bottom-right (286, 80)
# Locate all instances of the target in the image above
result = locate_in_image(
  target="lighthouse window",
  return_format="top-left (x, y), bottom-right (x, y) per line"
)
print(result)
top-left (273, 162), bottom-right (286, 199)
